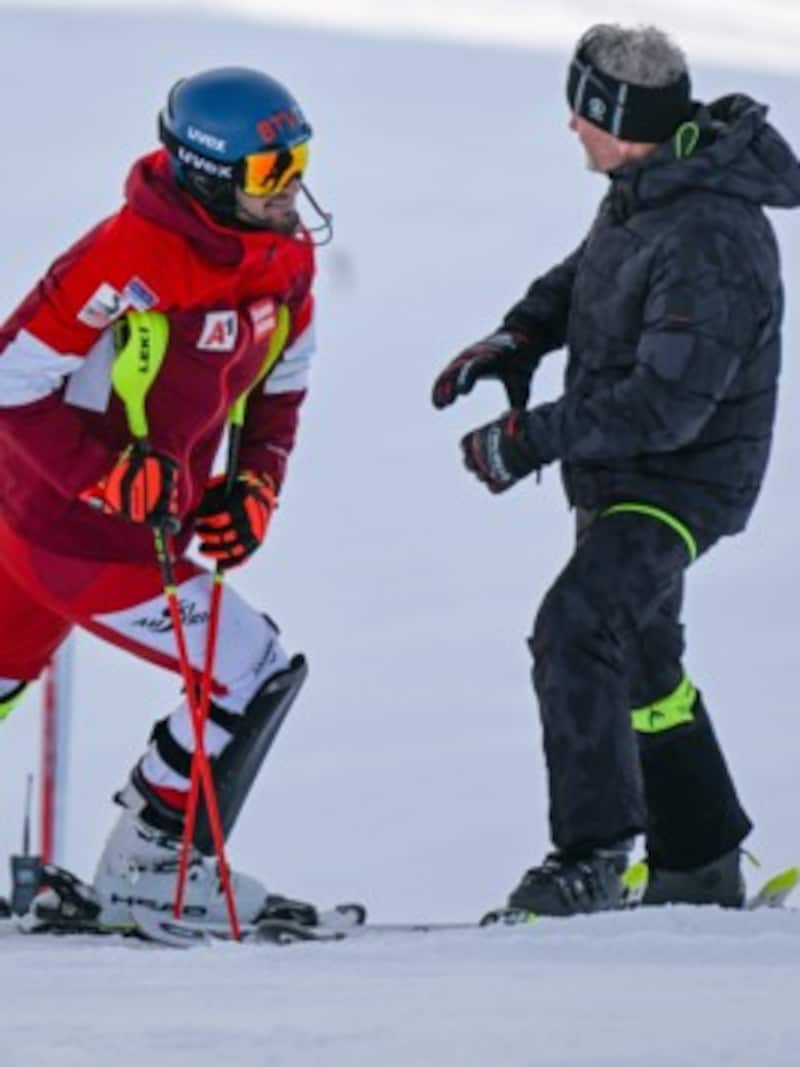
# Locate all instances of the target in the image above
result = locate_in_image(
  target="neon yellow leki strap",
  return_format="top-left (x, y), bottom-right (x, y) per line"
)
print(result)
top-left (229, 303), bottom-right (291, 427)
top-left (602, 502), bottom-right (697, 563)
top-left (111, 310), bottom-right (170, 440)
top-left (631, 674), bottom-right (697, 735)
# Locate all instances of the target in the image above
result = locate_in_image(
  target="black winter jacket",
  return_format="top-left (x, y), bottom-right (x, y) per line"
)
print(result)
top-left (505, 95), bottom-right (800, 538)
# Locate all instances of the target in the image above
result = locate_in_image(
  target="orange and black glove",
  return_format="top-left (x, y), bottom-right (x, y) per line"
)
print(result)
top-left (195, 471), bottom-right (276, 570)
top-left (80, 443), bottom-right (180, 530)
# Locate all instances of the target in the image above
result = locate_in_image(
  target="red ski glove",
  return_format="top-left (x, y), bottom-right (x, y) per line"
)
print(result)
top-left (80, 443), bottom-right (180, 529)
top-left (195, 471), bottom-right (277, 570)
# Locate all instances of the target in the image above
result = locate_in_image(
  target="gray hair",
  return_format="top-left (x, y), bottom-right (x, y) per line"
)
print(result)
top-left (579, 24), bottom-right (688, 88)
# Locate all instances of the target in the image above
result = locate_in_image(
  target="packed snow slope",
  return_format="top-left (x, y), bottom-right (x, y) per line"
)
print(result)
top-left (3, 908), bottom-right (800, 1067)
top-left (0, 5), bottom-right (799, 1065)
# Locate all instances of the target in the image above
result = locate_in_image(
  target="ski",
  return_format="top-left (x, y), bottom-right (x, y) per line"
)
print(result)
top-left (7, 864), bottom-right (797, 948)
top-left (6, 862), bottom-right (369, 945)
top-left (131, 901), bottom-right (365, 947)
top-left (380, 866), bottom-right (799, 933)
top-left (478, 863), bottom-right (800, 927)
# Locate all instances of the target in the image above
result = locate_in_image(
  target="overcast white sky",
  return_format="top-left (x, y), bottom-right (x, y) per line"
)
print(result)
top-left (7, 0), bottom-right (800, 71)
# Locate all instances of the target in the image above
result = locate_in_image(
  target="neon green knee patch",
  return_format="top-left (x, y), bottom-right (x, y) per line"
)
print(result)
top-left (0, 683), bottom-right (28, 722)
top-left (631, 675), bottom-right (696, 734)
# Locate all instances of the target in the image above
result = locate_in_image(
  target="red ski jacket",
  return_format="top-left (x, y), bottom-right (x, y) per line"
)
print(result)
top-left (0, 150), bottom-right (315, 562)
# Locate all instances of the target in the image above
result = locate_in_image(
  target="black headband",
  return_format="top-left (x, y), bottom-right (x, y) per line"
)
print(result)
top-left (566, 47), bottom-right (691, 143)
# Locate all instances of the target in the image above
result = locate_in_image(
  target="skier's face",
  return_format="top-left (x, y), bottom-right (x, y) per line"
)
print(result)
top-left (569, 113), bottom-right (658, 174)
top-left (234, 177), bottom-right (302, 233)
top-left (569, 113), bottom-right (626, 173)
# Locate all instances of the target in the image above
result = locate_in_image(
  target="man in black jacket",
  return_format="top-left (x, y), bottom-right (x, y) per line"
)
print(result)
top-left (433, 24), bottom-right (800, 915)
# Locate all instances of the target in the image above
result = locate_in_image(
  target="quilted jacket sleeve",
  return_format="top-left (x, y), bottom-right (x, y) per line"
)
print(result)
top-left (522, 227), bottom-right (762, 464)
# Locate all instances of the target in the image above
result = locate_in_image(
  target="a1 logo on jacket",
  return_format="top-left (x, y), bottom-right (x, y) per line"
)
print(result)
top-left (198, 310), bottom-right (238, 352)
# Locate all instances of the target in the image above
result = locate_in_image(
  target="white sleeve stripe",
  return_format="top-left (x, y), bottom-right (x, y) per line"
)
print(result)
top-left (64, 330), bottom-right (115, 412)
top-left (0, 329), bottom-right (84, 407)
top-left (264, 322), bottom-right (316, 395)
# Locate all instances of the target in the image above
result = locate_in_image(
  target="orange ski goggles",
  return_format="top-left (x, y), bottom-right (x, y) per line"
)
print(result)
top-left (240, 141), bottom-right (309, 197)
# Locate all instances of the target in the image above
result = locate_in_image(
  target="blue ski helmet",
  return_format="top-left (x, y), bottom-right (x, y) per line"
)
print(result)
top-left (158, 67), bottom-right (313, 223)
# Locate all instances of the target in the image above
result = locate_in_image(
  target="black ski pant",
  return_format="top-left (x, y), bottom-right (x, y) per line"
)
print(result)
top-left (529, 508), bottom-right (752, 869)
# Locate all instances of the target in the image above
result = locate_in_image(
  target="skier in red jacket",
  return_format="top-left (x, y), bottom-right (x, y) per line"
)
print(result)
top-left (0, 67), bottom-right (327, 929)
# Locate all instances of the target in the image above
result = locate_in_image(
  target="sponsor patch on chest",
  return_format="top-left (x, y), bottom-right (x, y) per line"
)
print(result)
top-left (197, 311), bottom-right (238, 352)
top-left (248, 297), bottom-right (277, 342)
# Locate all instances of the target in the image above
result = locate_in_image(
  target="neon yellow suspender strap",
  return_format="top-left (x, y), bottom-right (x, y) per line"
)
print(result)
top-left (228, 304), bottom-right (291, 428)
top-left (601, 503), bottom-right (697, 563)
top-left (0, 683), bottom-right (27, 722)
top-left (631, 674), bottom-right (696, 734)
top-left (111, 310), bottom-right (170, 440)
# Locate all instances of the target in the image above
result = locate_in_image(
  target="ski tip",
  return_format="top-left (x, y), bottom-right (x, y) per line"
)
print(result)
top-left (479, 907), bottom-right (539, 928)
top-left (333, 902), bottom-right (368, 927)
top-left (747, 866), bottom-right (800, 910)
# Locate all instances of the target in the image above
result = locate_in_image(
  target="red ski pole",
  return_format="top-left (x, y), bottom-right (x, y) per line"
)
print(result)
top-left (153, 527), bottom-right (241, 938)
top-left (110, 310), bottom-right (241, 937)
top-left (174, 305), bottom-right (291, 923)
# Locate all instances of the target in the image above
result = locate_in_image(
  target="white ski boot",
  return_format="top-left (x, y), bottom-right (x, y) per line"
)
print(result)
top-left (93, 810), bottom-right (269, 929)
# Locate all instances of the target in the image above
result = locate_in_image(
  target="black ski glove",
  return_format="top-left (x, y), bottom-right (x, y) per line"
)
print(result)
top-left (432, 330), bottom-right (538, 411)
top-left (461, 411), bottom-right (541, 494)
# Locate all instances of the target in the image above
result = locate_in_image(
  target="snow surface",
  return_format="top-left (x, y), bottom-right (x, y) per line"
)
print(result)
top-left (3, 908), bottom-right (800, 1067)
top-left (1, 2), bottom-right (800, 1064)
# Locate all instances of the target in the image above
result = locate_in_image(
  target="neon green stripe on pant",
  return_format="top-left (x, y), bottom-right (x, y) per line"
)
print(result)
top-left (601, 503), bottom-right (697, 563)
top-left (631, 674), bottom-right (697, 734)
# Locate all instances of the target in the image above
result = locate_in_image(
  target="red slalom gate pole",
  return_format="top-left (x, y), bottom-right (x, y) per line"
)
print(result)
top-left (41, 667), bottom-right (56, 864)
top-left (40, 641), bottom-right (74, 865)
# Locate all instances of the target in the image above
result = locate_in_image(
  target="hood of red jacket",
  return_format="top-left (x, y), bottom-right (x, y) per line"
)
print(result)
top-left (124, 149), bottom-right (309, 269)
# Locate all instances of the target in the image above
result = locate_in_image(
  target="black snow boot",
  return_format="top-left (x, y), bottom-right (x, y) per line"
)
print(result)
top-left (642, 848), bottom-right (745, 908)
top-left (508, 844), bottom-right (630, 916)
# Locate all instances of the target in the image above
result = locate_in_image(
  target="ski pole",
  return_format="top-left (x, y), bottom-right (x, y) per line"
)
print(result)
top-left (175, 305), bottom-right (291, 917)
top-left (111, 311), bottom-right (241, 938)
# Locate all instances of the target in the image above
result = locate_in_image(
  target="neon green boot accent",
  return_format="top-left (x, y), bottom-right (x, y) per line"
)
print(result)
top-left (621, 860), bottom-right (650, 906)
top-left (631, 675), bottom-right (697, 734)
top-left (0, 682), bottom-right (28, 721)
